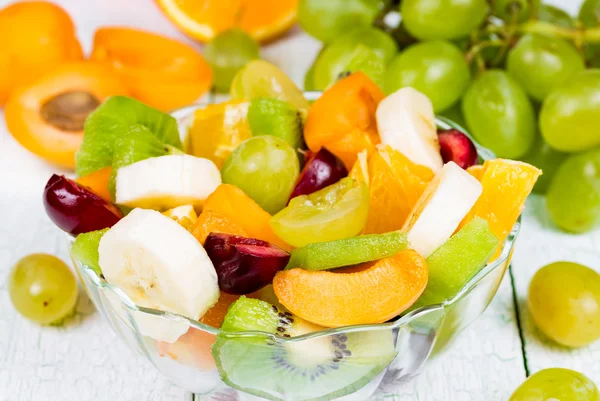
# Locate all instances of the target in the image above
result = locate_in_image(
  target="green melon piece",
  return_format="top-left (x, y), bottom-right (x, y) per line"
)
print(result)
top-left (70, 228), bottom-right (109, 276)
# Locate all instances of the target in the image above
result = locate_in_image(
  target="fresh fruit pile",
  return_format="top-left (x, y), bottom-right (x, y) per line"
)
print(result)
top-left (298, 0), bottom-right (600, 234)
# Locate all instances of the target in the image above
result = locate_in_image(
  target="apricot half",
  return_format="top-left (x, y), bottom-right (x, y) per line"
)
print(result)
top-left (90, 27), bottom-right (212, 111)
top-left (5, 62), bottom-right (129, 169)
top-left (273, 249), bottom-right (428, 327)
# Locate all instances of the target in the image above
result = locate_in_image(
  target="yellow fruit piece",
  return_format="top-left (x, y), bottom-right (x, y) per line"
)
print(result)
top-left (162, 205), bottom-right (198, 230)
top-left (187, 100), bottom-right (252, 169)
top-left (348, 149), bottom-right (369, 186)
top-left (466, 164), bottom-right (485, 181)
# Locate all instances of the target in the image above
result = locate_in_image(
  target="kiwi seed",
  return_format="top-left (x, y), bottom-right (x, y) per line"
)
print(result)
top-left (41, 91), bottom-right (101, 132)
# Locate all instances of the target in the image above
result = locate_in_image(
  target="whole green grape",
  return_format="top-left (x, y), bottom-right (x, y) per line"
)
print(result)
top-left (510, 368), bottom-right (600, 401)
top-left (528, 262), bottom-right (600, 347)
top-left (461, 70), bottom-right (536, 159)
top-left (298, 0), bottom-right (381, 43)
top-left (540, 70), bottom-right (600, 152)
top-left (383, 40), bottom-right (470, 112)
top-left (221, 136), bottom-right (300, 214)
top-left (493, 0), bottom-right (540, 23)
top-left (539, 4), bottom-right (576, 28)
top-left (507, 35), bottom-right (585, 102)
top-left (546, 148), bottom-right (600, 233)
top-left (204, 29), bottom-right (260, 93)
top-left (401, 0), bottom-right (489, 41)
top-left (9, 254), bottom-right (78, 325)
top-left (521, 133), bottom-right (567, 195)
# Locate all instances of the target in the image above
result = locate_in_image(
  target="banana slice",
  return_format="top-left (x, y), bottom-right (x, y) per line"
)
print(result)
top-left (99, 208), bottom-right (220, 342)
top-left (376, 87), bottom-right (443, 172)
top-left (116, 154), bottom-right (221, 211)
top-left (404, 162), bottom-right (482, 258)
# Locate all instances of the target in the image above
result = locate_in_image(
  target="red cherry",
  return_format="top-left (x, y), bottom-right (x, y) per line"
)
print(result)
top-left (438, 129), bottom-right (478, 169)
top-left (204, 233), bottom-right (290, 295)
top-left (43, 174), bottom-right (123, 235)
top-left (289, 148), bottom-right (348, 202)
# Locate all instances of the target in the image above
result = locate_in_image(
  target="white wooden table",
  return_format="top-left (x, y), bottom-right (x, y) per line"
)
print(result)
top-left (1, 0), bottom-right (598, 400)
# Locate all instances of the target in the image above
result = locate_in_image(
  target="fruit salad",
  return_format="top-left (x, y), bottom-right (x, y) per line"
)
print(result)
top-left (44, 62), bottom-right (540, 400)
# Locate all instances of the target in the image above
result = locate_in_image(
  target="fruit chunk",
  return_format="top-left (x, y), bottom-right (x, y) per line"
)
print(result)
top-left (156, 0), bottom-right (297, 43)
top-left (213, 296), bottom-right (396, 400)
top-left (528, 262), bottom-right (600, 348)
top-left (0, 1), bottom-right (83, 104)
top-left (205, 233), bottom-right (290, 294)
top-left (286, 231), bottom-right (408, 271)
top-left (510, 368), bottom-right (600, 401)
top-left (191, 210), bottom-right (249, 245)
top-left (271, 178), bottom-right (369, 248)
top-left (187, 100), bottom-right (252, 169)
top-left (203, 184), bottom-right (292, 251)
top-left (437, 129), bottom-right (478, 169)
top-left (162, 205), bottom-right (198, 231)
top-left (90, 27), bottom-right (212, 111)
top-left (404, 162), bottom-right (482, 258)
top-left (289, 148), bottom-right (348, 201)
top-left (412, 218), bottom-right (499, 309)
top-left (157, 327), bottom-right (217, 371)
top-left (76, 167), bottom-right (112, 202)
top-left (70, 228), bottom-right (109, 276)
top-left (304, 72), bottom-right (384, 169)
top-left (8, 254), bottom-right (78, 325)
top-left (247, 97), bottom-right (303, 151)
top-left (274, 249), bottom-right (428, 327)
top-left (5, 62), bottom-right (128, 169)
top-left (221, 136), bottom-right (300, 214)
top-left (44, 174), bottom-right (123, 235)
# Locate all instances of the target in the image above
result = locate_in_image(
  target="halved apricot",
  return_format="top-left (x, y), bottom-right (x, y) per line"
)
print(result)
top-left (303, 72), bottom-right (385, 170)
top-left (76, 167), bottom-right (112, 202)
top-left (90, 27), bottom-right (212, 111)
top-left (0, 1), bottom-right (83, 104)
top-left (191, 209), bottom-right (249, 245)
top-left (273, 249), bottom-right (428, 327)
top-left (5, 62), bottom-right (129, 169)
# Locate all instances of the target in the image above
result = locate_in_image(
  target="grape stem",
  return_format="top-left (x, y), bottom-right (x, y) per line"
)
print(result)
top-left (518, 20), bottom-right (600, 44)
top-left (465, 40), bottom-right (505, 63)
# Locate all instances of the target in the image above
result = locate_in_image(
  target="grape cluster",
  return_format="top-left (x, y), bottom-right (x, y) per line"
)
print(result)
top-left (299, 0), bottom-right (600, 233)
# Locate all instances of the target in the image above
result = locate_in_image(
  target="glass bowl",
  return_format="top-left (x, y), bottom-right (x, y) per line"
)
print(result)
top-left (68, 93), bottom-right (519, 401)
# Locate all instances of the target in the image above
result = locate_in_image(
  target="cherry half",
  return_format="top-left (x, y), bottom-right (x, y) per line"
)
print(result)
top-left (43, 174), bottom-right (123, 235)
top-left (289, 148), bottom-right (348, 202)
top-left (204, 233), bottom-right (290, 295)
top-left (437, 129), bottom-right (478, 169)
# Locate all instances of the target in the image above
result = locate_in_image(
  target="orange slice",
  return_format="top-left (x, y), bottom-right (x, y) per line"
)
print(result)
top-left (191, 209), bottom-right (249, 245)
top-left (156, 0), bottom-right (298, 43)
top-left (187, 100), bottom-right (252, 169)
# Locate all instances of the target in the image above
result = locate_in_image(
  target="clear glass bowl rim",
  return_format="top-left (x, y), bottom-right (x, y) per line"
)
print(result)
top-left (72, 91), bottom-right (521, 343)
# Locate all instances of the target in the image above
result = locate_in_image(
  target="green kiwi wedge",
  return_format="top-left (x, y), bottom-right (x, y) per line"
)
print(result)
top-left (247, 98), bottom-right (304, 151)
top-left (70, 228), bottom-right (108, 276)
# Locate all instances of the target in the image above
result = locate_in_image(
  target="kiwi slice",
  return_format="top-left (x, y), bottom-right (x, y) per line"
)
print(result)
top-left (213, 297), bottom-right (396, 401)
top-left (247, 98), bottom-right (304, 151)
top-left (76, 96), bottom-right (182, 177)
top-left (71, 228), bottom-right (109, 276)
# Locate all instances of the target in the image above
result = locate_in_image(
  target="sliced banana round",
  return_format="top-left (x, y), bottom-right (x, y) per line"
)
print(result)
top-left (99, 208), bottom-right (220, 342)
top-left (376, 87), bottom-right (443, 173)
top-left (115, 154), bottom-right (221, 211)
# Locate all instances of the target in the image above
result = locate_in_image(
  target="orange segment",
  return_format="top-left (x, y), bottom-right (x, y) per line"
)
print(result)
top-left (273, 249), bottom-right (428, 327)
top-left (90, 27), bottom-right (212, 111)
top-left (202, 184), bottom-right (292, 251)
top-left (304, 72), bottom-right (385, 170)
top-left (76, 167), bottom-right (112, 202)
top-left (187, 100), bottom-right (252, 169)
top-left (466, 164), bottom-right (485, 181)
top-left (156, 0), bottom-right (297, 43)
top-left (191, 209), bottom-right (249, 245)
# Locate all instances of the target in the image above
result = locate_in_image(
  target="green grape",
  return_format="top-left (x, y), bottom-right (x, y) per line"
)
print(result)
top-left (528, 262), bottom-right (600, 347)
top-left (221, 136), bottom-right (299, 214)
top-left (383, 40), bottom-right (470, 112)
top-left (204, 29), bottom-right (260, 93)
top-left (373, 7), bottom-right (418, 50)
top-left (493, 0), bottom-right (540, 23)
top-left (520, 133), bottom-right (567, 195)
top-left (339, 44), bottom-right (386, 87)
top-left (401, 0), bottom-right (488, 41)
top-left (507, 35), bottom-right (585, 102)
top-left (461, 70), bottom-right (536, 159)
top-left (8, 254), bottom-right (78, 325)
top-left (510, 368), bottom-right (600, 401)
top-left (298, 0), bottom-right (381, 44)
top-left (539, 4), bottom-right (576, 28)
top-left (546, 148), bottom-right (600, 233)
top-left (540, 70), bottom-right (600, 152)
top-left (579, 0), bottom-right (600, 27)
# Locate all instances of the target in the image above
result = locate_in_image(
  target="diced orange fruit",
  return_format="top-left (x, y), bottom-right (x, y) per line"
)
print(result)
top-left (199, 292), bottom-right (241, 328)
top-left (0, 1), bottom-right (84, 104)
top-left (156, 0), bottom-right (298, 43)
top-left (348, 149), bottom-right (369, 185)
top-left (76, 167), bottom-right (112, 202)
top-left (273, 249), bottom-right (428, 327)
top-left (459, 159), bottom-right (541, 256)
top-left (466, 164), bottom-right (485, 181)
top-left (187, 100), bottom-right (252, 169)
top-left (304, 72), bottom-right (385, 170)
top-left (202, 184), bottom-right (292, 251)
top-left (5, 62), bottom-right (129, 169)
top-left (191, 209), bottom-right (249, 245)
top-left (90, 27), bottom-right (212, 111)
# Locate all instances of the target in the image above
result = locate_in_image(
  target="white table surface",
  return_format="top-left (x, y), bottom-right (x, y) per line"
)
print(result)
top-left (1, 0), bottom-right (598, 400)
